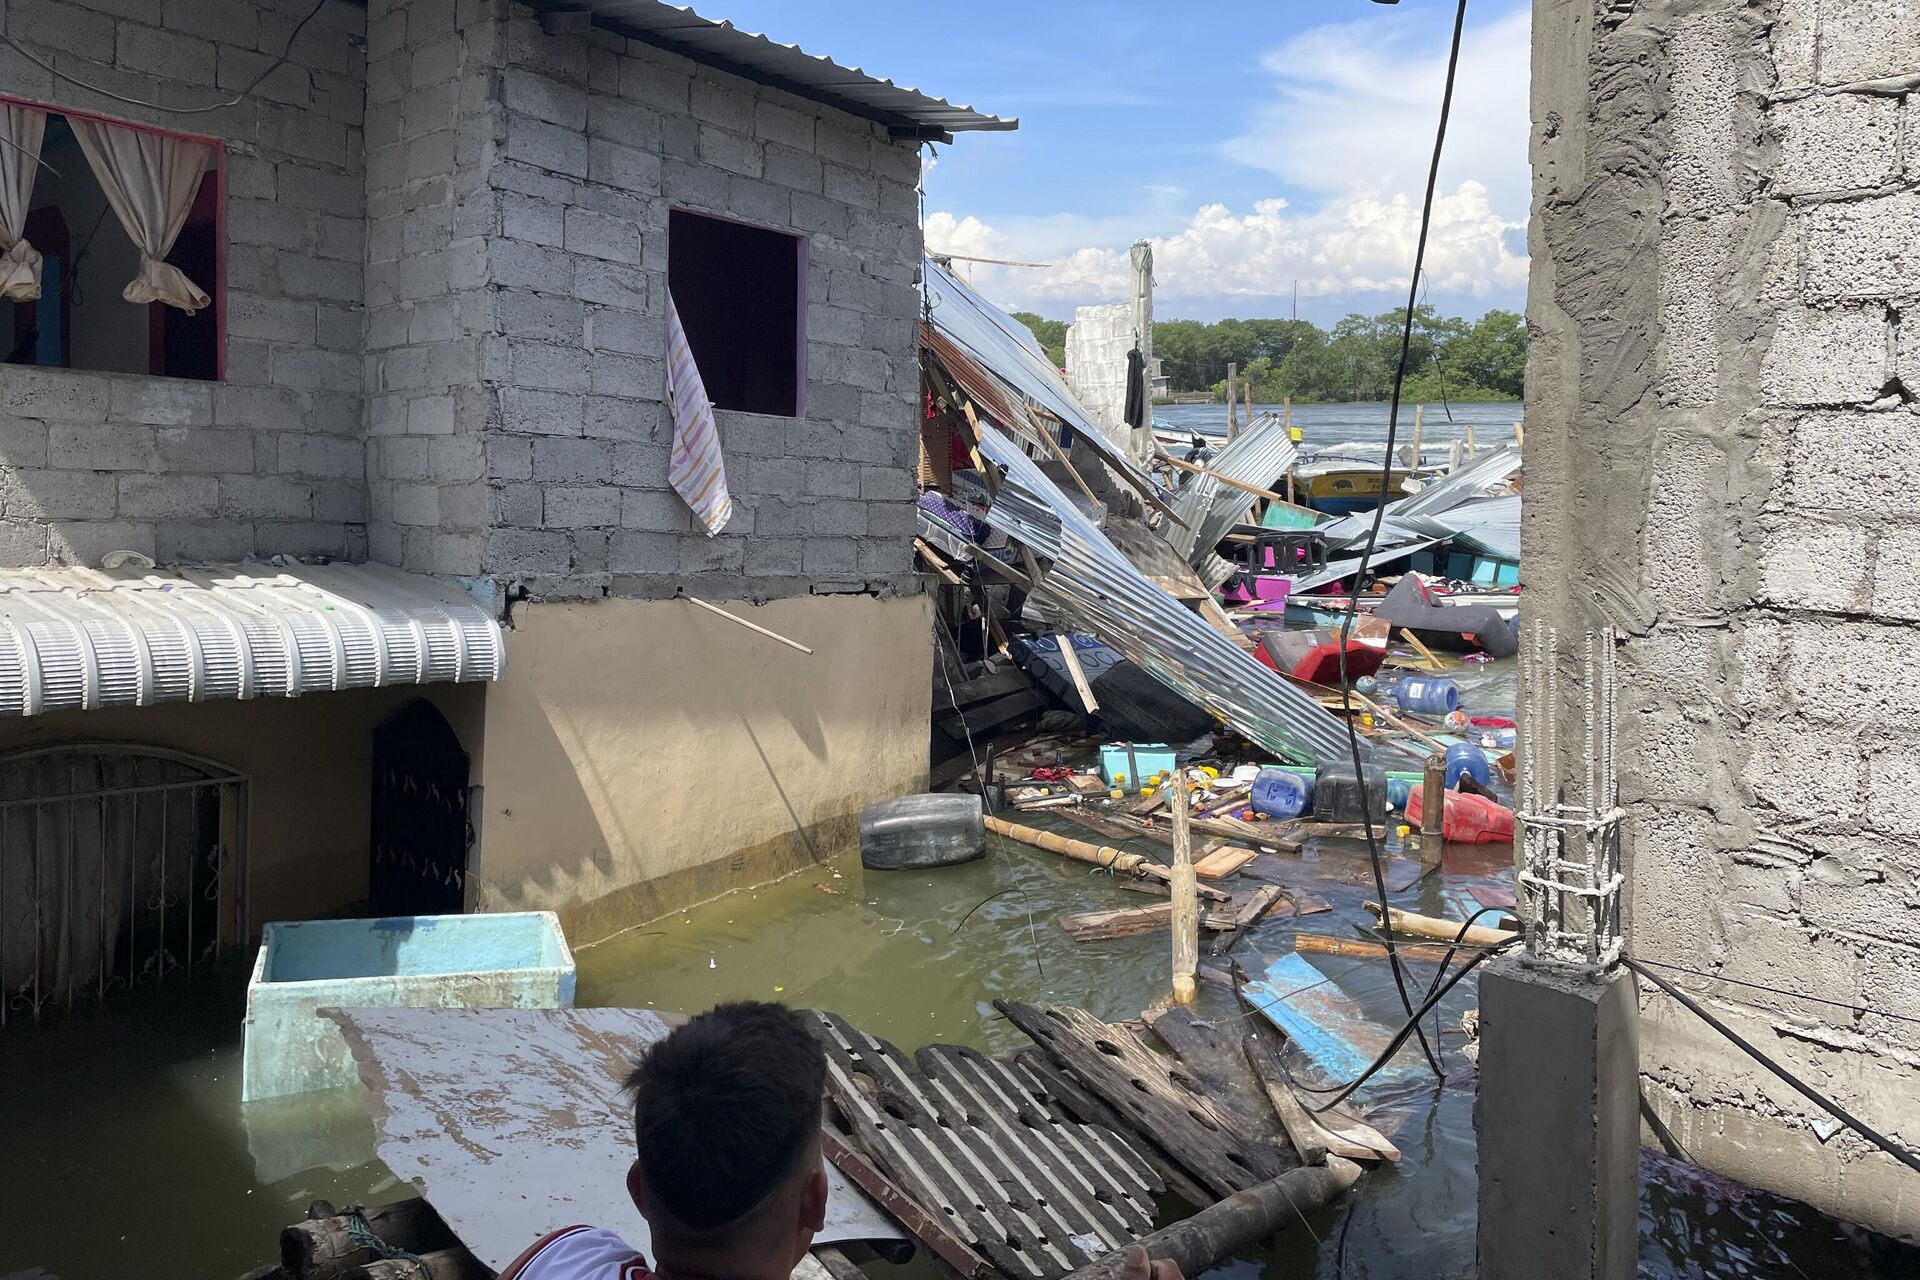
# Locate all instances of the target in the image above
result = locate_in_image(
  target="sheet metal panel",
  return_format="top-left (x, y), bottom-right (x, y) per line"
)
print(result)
top-left (518, 1), bottom-right (1013, 134)
top-left (0, 562), bottom-right (504, 716)
top-left (326, 1006), bottom-right (906, 1273)
top-left (976, 430), bottom-right (1358, 764)
top-left (1164, 415), bottom-right (1298, 569)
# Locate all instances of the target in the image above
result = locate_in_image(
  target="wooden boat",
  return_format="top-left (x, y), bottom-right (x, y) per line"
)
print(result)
top-left (1290, 459), bottom-right (1413, 515)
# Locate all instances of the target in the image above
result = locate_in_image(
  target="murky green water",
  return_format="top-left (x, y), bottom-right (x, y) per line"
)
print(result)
top-left (3, 666), bottom-right (1912, 1278)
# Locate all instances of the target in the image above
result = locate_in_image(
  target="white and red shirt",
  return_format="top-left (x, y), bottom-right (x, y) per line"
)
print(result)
top-left (500, 1225), bottom-right (655, 1280)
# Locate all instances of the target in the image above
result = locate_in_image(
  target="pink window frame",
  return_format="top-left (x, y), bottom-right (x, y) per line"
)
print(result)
top-left (0, 91), bottom-right (226, 381)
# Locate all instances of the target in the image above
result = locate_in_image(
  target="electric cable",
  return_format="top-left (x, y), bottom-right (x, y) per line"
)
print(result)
top-left (2, 0), bottom-right (330, 116)
top-left (1624, 955), bottom-right (1920, 1175)
top-left (1333, 0), bottom-right (1471, 1082)
top-left (1627, 955), bottom-right (1920, 1030)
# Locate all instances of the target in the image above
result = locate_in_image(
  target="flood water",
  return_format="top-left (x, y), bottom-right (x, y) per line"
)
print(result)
top-left (2, 656), bottom-right (1912, 1277)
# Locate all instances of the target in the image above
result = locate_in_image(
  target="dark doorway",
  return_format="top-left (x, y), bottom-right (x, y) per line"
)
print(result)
top-left (369, 700), bottom-right (471, 918)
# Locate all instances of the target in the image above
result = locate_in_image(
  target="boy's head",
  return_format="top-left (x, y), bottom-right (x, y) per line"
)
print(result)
top-left (625, 1002), bottom-right (829, 1278)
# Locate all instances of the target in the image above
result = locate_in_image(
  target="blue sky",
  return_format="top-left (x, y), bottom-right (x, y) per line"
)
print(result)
top-left (711, 0), bottom-right (1533, 325)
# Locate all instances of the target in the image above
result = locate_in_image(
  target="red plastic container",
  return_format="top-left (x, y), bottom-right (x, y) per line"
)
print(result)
top-left (1405, 785), bottom-right (1515, 844)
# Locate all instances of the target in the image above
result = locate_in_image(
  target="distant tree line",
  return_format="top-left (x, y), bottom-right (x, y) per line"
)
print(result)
top-left (1011, 306), bottom-right (1526, 403)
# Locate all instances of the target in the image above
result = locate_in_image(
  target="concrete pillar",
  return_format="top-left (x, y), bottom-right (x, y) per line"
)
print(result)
top-left (1476, 956), bottom-right (1640, 1280)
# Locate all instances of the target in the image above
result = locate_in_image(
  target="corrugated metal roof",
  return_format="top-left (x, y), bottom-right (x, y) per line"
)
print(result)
top-left (976, 429), bottom-right (1359, 765)
top-left (519, 1), bottom-right (1015, 139)
top-left (0, 562), bottom-right (504, 716)
top-left (1164, 413), bottom-right (1299, 586)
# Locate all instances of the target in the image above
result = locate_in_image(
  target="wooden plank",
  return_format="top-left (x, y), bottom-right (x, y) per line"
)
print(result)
top-left (811, 1012), bottom-right (1160, 1280)
top-left (1140, 1006), bottom-right (1298, 1170)
top-left (1292, 932), bottom-right (1464, 964)
top-left (1006, 1048), bottom-right (1216, 1210)
top-left (1241, 1031), bottom-right (1400, 1165)
top-left (820, 1130), bottom-right (995, 1280)
top-left (1239, 954), bottom-right (1421, 1089)
top-left (1114, 876), bottom-right (1235, 906)
top-left (1053, 633), bottom-right (1100, 714)
top-left (1206, 885), bottom-right (1288, 956)
top-left (1168, 774), bottom-right (1199, 1005)
top-left (997, 1000), bottom-right (1291, 1201)
top-left (1055, 902), bottom-right (1239, 942)
top-left (1191, 846), bottom-right (1257, 879)
top-left (1154, 451), bottom-right (1286, 503)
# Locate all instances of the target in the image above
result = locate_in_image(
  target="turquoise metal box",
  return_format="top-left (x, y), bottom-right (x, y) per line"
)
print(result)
top-left (242, 912), bottom-right (576, 1102)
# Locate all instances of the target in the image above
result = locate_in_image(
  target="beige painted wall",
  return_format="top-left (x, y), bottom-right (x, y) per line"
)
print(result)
top-left (0, 683), bottom-right (485, 930)
top-left (470, 593), bottom-right (932, 941)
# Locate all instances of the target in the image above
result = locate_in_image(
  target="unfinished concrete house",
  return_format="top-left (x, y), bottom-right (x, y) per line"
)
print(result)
top-left (1525, 0), bottom-right (1920, 1242)
top-left (0, 0), bottom-right (1011, 1023)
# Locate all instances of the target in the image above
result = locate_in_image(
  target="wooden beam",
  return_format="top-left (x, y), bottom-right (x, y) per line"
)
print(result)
top-left (1054, 632), bottom-right (1100, 713)
top-left (1156, 451), bottom-right (1287, 503)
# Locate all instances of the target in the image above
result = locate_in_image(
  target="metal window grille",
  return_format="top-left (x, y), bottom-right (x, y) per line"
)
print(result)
top-left (0, 744), bottom-right (250, 1025)
top-left (1517, 624), bottom-right (1625, 971)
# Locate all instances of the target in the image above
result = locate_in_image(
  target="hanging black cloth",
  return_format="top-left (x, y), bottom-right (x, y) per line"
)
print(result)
top-left (1124, 347), bottom-right (1147, 433)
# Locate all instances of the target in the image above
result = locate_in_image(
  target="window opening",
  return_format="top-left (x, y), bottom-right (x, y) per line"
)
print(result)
top-left (0, 96), bottom-right (222, 381)
top-left (667, 208), bottom-right (804, 417)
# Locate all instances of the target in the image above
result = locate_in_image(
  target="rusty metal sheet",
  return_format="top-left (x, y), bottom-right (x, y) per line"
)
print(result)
top-left (324, 1007), bottom-right (905, 1272)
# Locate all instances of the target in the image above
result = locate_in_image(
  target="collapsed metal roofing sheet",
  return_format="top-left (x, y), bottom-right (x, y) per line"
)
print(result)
top-left (1319, 445), bottom-right (1524, 548)
top-left (1165, 413), bottom-right (1299, 586)
top-left (924, 258), bottom-right (1167, 504)
top-left (0, 562), bottom-right (504, 716)
top-left (976, 429), bottom-right (1359, 765)
top-left (519, 2), bottom-right (1015, 137)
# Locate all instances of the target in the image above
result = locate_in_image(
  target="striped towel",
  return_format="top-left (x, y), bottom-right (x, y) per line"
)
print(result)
top-left (666, 292), bottom-right (733, 536)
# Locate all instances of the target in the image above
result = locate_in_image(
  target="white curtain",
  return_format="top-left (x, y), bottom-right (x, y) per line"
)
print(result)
top-left (0, 103), bottom-right (48, 302)
top-left (69, 117), bottom-right (213, 314)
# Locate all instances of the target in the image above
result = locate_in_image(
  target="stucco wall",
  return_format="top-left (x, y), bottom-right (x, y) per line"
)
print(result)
top-left (0, 0), bottom-right (370, 568)
top-left (1526, 0), bottom-right (1920, 1239)
top-left (469, 592), bottom-right (931, 943)
top-left (0, 682), bottom-right (485, 931)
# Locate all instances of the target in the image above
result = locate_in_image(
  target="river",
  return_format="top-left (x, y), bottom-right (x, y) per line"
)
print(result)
top-left (1154, 400), bottom-right (1520, 454)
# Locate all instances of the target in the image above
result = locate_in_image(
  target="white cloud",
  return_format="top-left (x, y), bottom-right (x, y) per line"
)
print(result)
top-left (925, 182), bottom-right (1527, 315)
top-left (1225, 5), bottom-right (1532, 217)
top-left (923, 4), bottom-right (1532, 319)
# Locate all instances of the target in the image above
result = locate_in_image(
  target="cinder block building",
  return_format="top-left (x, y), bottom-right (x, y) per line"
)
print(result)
top-left (0, 0), bottom-right (1011, 1016)
top-left (1527, 0), bottom-right (1920, 1241)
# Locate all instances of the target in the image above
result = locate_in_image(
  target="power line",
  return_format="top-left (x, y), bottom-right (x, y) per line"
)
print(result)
top-left (1333, 0), bottom-right (1472, 1082)
top-left (1624, 956), bottom-right (1920, 1175)
top-left (1, 0), bottom-right (328, 116)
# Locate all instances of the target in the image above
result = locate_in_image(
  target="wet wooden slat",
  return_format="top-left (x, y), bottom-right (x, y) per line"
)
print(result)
top-left (811, 1012), bottom-right (1162, 1280)
top-left (996, 1001), bottom-right (1290, 1201)
top-left (1140, 1006), bottom-right (1299, 1169)
top-left (1007, 1049), bottom-right (1215, 1210)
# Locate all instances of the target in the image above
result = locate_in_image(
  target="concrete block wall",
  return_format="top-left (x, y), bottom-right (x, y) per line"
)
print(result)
top-left (362, 0), bottom-right (498, 579)
top-left (1065, 302), bottom-right (1132, 445)
top-left (473, 11), bottom-right (925, 602)
top-left (1526, 0), bottom-right (1920, 1240)
top-left (0, 0), bottom-right (369, 566)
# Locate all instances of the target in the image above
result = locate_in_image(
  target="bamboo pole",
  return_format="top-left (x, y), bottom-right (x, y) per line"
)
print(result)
top-left (1409, 404), bottom-right (1424, 469)
top-left (1061, 1159), bottom-right (1364, 1280)
top-left (1292, 932), bottom-right (1463, 963)
top-left (1464, 423), bottom-right (1478, 458)
top-left (1054, 633), bottom-right (1100, 714)
top-left (1155, 452), bottom-right (1286, 502)
top-left (683, 595), bottom-right (814, 655)
top-left (985, 814), bottom-right (1170, 882)
top-left (1169, 773), bottom-right (1198, 1005)
top-left (1363, 901), bottom-right (1518, 947)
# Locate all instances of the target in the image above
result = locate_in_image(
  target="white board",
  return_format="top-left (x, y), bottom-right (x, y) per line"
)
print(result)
top-left (326, 1006), bottom-right (907, 1272)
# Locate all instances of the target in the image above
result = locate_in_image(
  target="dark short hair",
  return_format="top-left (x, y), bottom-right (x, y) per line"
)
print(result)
top-left (627, 1001), bottom-right (827, 1230)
